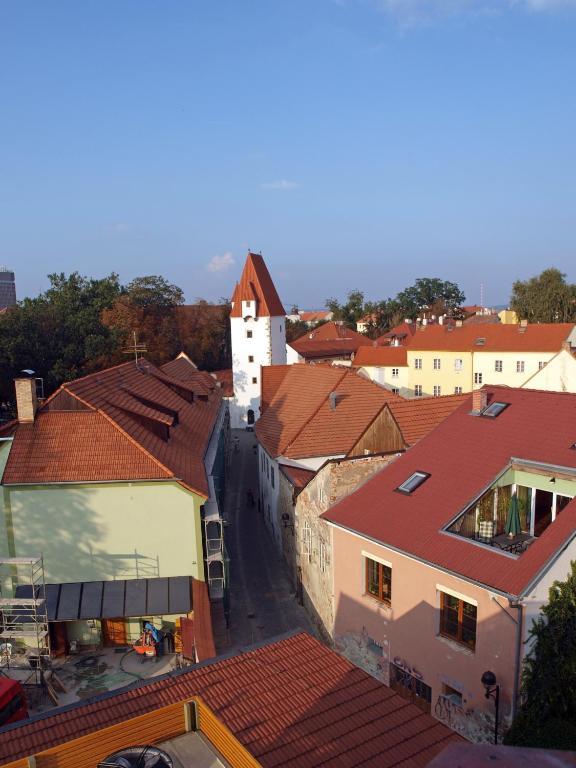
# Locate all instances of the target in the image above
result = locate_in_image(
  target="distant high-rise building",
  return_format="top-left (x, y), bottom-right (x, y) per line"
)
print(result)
top-left (0, 267), bottom-right (16, 309)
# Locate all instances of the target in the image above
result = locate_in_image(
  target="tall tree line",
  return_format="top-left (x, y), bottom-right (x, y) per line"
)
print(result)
top-left (0, 272), bottom-right (231, 406)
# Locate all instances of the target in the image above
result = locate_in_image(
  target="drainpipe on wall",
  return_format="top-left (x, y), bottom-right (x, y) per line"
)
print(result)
top-left (509, 599), bottom-right (524, 720)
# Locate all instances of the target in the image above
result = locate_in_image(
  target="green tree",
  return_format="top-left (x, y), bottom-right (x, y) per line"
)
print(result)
top-left (505, 561), bottom-right (576, 749)
top-left (102, 275), bottom-right (185, 365)
top-left (396, 278), bottom-right (465, 320)
top-left (326, 290), bottom-right (366, 328)
top-left (286, 318), bottom-right (309, 343)
top-left (0, 272), bottom-right (122, 402)
top-left (510, 268), bottom-right (576, 323)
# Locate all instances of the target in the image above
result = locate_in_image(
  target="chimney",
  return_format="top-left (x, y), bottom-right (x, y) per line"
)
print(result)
top-left (518, 319), bottom-right (528, 333)
top-left (329, 391), bottom-right (338, 410)
top-left (472, 388), bottom-right (488, 414)
top-left (561, 340), bottom-right (571, 352)
top-left (15, 377), bottom-right (38, 423)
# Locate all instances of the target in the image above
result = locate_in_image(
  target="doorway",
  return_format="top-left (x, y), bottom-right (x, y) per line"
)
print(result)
top-left (534, 489), bottom-right (553, 537)
top-left (247, 409), bottom-right (255, 425)
top-left (101, 618), bottom-right (127, 647)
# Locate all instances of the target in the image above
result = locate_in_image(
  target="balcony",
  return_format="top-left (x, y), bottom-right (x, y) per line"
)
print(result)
top-left (447, 481), bottom-right (573, 555)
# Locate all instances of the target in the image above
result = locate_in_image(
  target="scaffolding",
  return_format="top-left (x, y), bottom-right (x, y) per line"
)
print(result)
top-left (0, 556), bottom-right (50, 686)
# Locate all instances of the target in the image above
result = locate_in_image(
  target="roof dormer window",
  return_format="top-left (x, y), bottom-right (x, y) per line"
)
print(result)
top-left (397, 471), bottom-right (430, 495)
top-left (482, 401), bottom-right (509, 418)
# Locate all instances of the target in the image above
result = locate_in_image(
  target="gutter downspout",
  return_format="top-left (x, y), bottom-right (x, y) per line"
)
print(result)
top-left (509, 599), bottom-right (523, 720)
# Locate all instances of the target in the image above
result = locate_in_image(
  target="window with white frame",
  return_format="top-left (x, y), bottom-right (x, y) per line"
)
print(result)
top-left (414, 358), bottom-right (422, 370)
top-left (454, 386), bottom-right (462, 394)
top-left (433, 385), bottom-right (441, 397)
top-left (538, 361), bottom-right (546, 370)
top-left (516, 361), bottom-right (525, 373)
top-left (392, 387), bottom-right (399, 395)
top-left (301, 521), bottom-right (312, 562)
top-left (415, 384), bottom-right (423, 397)
top-left (392, 368), bottom-right (399, 378)
top-left (495, 360), bottom-right (503, 372)
top-left (433, 358), bottom-right (441, 370)
top-left (454, 359), bottom-right (463, 372)
top-left (248, 355), bottom-right (254, 363)
top-left (474, 373), bottom-right (482, 384)
top-left (246, 330), bottom-right (253, 339)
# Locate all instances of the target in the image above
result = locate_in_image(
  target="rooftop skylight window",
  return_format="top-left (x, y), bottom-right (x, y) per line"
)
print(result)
top-left (397, 471), bottom-right (430, 495)
top-left (474, 337), bottom-right (486, 346)
top-left (482, 401), bottom-right (509, 419)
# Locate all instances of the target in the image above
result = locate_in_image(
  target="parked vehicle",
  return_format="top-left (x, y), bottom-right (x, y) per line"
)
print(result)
top-left (0, 679), bottom-right (28, 728)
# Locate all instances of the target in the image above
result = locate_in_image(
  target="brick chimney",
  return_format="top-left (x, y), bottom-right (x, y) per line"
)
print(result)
top-left (472, 388), bottom-right (488, 414)
top-left (15, 377), bottom-right (37, 423)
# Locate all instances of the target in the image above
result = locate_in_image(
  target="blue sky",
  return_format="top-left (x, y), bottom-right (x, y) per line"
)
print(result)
top-left (1, 1), bottom-right (575, 309)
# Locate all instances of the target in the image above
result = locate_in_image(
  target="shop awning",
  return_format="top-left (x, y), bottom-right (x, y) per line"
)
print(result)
top-left (15, 576), bottom-right (193, 622)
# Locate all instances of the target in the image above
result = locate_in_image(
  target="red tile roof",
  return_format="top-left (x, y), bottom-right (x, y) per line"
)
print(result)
top-left (2, 411), bottom-right (171, 484)
top-left (299, 310), bottom-right (332, 323)
top-left (0, 632), bottom-right (461, 767)
top-left (387, 394), bottom-right (470, 446)
top-left (230, 252), bottom-right (285, 318)
top-left (409, 323), bottom-right (574, 352)
top-left (280, 464), bottom-right (316, 491)
top-left (376, 322), bottom-right (417, 346)
top-left (211, 368), bottom-right (233, 397)
top-left (289, 321), bottom-right (372, 360)
top-left (3, 358), bottom-right (223, 497)
top-left (323, 387), bottom-right (576, 596)
top-left (354, 346), bottom-right (409, 367)
top-left (256, 365), bottom-right (401, 459)
top-left (261, 364), bottom-right (292, 413)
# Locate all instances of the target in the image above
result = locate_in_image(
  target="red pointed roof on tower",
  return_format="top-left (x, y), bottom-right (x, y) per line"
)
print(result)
top-left (230, 251), bottom-right (286, 318)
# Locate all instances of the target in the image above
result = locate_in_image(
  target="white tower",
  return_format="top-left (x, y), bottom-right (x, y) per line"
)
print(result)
top-left (230, 252), bottom-right (286, 429)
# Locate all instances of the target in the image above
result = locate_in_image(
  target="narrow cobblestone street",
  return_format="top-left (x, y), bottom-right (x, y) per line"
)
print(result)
top-left (220, 429), bottom-right (317, 650)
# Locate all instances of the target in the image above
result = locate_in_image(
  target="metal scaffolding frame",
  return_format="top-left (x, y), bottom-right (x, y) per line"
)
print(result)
top-left (0, 556), bottom-right (50, 685)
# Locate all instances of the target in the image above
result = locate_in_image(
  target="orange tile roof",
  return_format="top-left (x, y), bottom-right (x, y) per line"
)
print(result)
top-left (409, 322), bottom-right (574, 352)
top-left (387, 393), bottom-right (470, 445)
top-left (299, 310), bottom-right (332, 323)
top-left (376, 322), bottom-right (417, 346)
top-left (280, 464), bottom-right (316, 491)
top-left (0, 631), bottom-right (461, 767)
top-left (256, 365), bottom-right (401, 459)
top-left (230, 252), bottom-right (285, 318)
top-left (210, 368), bottom-right (233, 397)
top-left (354, 346), bottom-right (409, 367)
top-left (3, 358), bottom-right (223, 497)
top-left (289, 321), bottom-right (372, 360)
top-left (3, 411), bottom-right (171, 484)
top-left (261, 364), bottom-right (292, 413)
top-left (324, 386), bottom-right (576, 596)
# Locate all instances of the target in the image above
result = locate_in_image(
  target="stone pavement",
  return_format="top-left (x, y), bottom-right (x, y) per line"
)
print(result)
top-left (218, 429), bottom-right (317, 651)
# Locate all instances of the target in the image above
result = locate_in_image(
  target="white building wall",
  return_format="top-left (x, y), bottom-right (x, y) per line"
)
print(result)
top-left (521, 350), bottom-right (576, 393)
top-left (472, 351), bottom-right (557, 389)
top-left (286, 344), bottom-right (302, 365)
top-left (357, 365), bottom-right (410, 397)
top-left (258, 445), bottom-right (282, 550)
top-left (230, 313), bottom-right (286, 429)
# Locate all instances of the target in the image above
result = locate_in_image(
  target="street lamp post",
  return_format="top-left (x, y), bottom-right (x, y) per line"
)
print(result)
top-left (481, 670), bottom-right (500, 745)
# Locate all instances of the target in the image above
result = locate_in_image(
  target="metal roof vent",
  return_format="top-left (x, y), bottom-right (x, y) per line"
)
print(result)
top-left (99, 745), bottom-right (173, 768)
top-left (329, 391), bottom-right (338, 410)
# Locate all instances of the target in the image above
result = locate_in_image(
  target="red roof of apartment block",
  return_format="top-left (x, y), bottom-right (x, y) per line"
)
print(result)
top-left (354, 346), bottom-right (409, 367)
top-left (408, 323), bottom-right (574, 353)
top-left (261, 364), bottom-right (292, 413)
top-left (0, 632), bottom-right (461, 767)
top-left (3, 358), bottom-right (222, 497)
top-left (323, 387), bottom-right (576, 596)
top-left (256, 365), bottom-right (401, 459)
top-left (230, 252), bottom-right (285, 318)
top-left (376, 322), bottom-right (418, 346)
top-left (289, 321), bottom-right (372, 360)
top-left (299, 310), bottom-right (332, 323)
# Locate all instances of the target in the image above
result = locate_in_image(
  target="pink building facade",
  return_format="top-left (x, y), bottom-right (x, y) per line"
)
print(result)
top-left (330, 525), bottom-right (519, 742)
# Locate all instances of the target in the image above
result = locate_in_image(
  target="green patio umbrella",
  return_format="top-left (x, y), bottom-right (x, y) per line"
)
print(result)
top-left (505, 492), bottom-right (522, 536)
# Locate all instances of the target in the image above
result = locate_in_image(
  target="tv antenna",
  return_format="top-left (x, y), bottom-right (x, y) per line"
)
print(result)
top-left (123, 331), bottom-right (147, 364)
